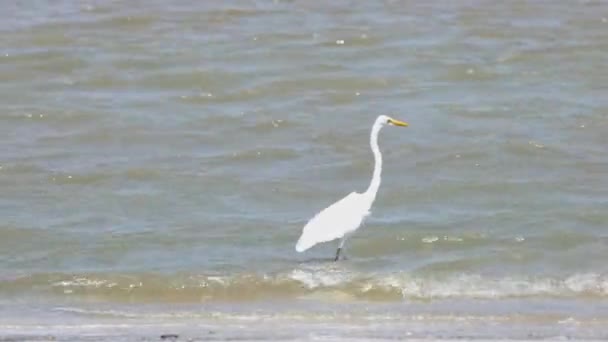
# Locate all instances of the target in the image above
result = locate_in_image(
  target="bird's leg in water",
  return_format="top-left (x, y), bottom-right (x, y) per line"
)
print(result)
top-left (335, 237), bottom-right (347, 261)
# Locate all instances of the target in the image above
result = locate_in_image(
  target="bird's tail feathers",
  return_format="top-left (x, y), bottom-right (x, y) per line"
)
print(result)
top-left (295, 236), bottom-right (314, 252)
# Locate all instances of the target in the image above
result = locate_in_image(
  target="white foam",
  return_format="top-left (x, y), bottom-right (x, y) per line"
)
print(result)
top-left (45, 271), bottom-right (608, 301)
top-left (287, 268), bottom-right (354, 289)
top-left (52, 277), bottom-right (117, 288)
top-left (370, 273), bottom-right (608, 299)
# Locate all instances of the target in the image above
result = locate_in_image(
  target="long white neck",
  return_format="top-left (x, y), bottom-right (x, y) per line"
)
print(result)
top-left (364, 122), bottom-right (383, 199)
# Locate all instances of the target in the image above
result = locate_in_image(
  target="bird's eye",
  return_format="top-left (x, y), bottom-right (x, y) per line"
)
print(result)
top-left (386, 119), bottom-right (391, 124)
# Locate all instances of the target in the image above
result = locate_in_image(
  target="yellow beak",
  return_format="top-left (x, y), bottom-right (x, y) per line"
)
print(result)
top-left (388, 118), bottom-right (408, 127)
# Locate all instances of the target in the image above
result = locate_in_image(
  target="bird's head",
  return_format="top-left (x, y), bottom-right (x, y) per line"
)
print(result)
top-left (377, 115), bottom-right (408, 127)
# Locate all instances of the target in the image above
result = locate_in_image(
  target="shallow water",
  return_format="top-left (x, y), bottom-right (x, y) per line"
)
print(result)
top-left (1, 0), bottom-right (608, 339)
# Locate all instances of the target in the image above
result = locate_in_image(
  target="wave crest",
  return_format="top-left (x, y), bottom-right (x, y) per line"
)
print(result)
top-left (3, 268), bottom-right (607, 302)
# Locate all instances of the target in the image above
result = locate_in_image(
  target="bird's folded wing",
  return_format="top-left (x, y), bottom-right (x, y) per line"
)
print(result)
top-left (295, 192), bottom-right (369, 252)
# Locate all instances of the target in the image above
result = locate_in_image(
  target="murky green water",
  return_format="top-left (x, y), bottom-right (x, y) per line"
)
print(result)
top-left (1, 0), bottom-right (607, 340)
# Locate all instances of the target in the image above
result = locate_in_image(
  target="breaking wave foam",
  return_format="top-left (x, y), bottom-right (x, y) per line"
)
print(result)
top-left (3, 267), bottom-right (607, 302)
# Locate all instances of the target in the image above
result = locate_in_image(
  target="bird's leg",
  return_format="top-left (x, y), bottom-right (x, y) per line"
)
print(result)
top-left (334, 237), bottom-right (347, 261)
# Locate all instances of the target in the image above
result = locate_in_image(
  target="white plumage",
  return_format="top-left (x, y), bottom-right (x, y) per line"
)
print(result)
top-left (295, 115), bottom-right (408, 261)
top-left (295, 192), bottom-right (370, 252)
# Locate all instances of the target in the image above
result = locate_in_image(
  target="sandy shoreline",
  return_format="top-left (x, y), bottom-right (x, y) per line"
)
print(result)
top-left (2, 299), bottom-right (608, 341)
top-left (2, 318), bottom-right (608, 341)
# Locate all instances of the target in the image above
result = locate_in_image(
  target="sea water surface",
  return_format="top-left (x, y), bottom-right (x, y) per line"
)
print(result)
top-left (1, 0), bottom-right (608, 340)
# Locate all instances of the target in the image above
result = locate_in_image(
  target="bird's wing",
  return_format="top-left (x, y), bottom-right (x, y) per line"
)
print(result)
top-left (295, 192), bottom-right (370, 252)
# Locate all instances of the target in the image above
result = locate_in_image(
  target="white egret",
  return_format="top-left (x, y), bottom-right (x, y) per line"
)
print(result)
top-left (295, 115), bottom-right (408, 261)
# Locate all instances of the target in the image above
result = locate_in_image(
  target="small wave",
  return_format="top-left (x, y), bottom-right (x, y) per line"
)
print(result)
top-left (3, 269), bottom-right (608, 303)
